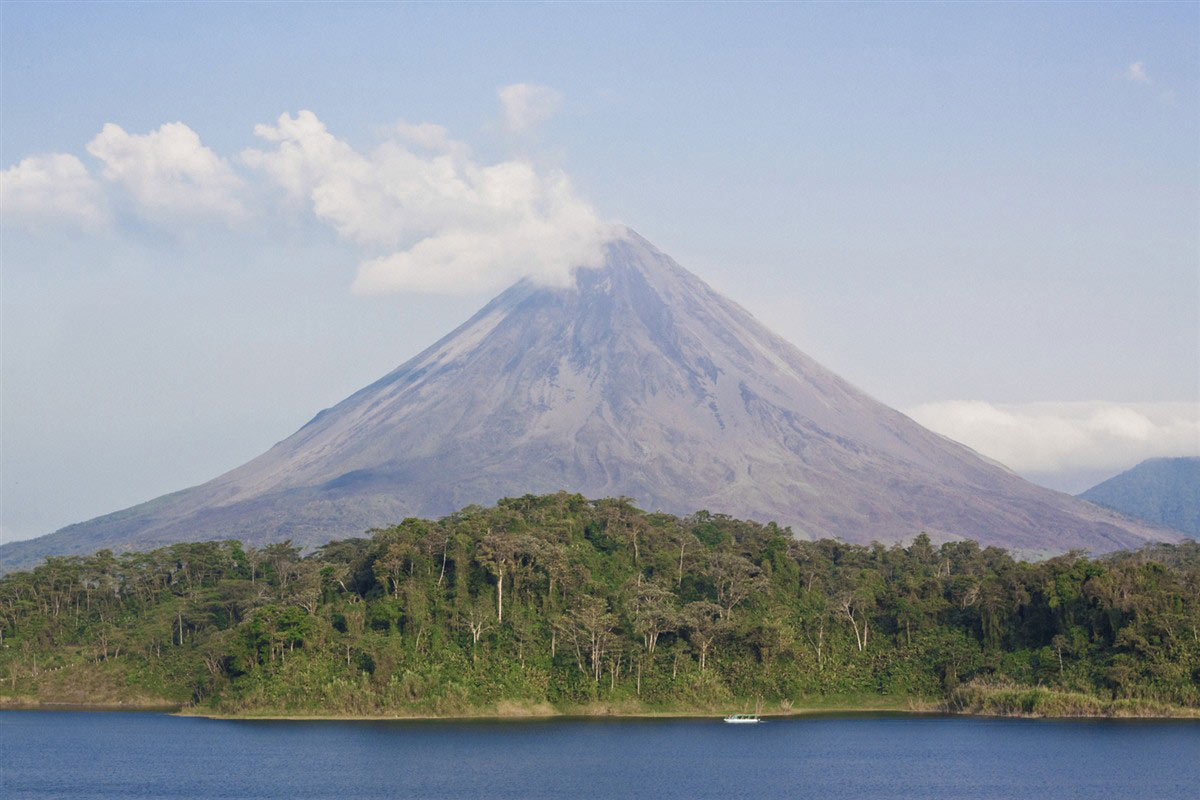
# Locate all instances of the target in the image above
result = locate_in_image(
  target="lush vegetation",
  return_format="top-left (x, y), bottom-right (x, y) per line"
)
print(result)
top-left (2, 494), bottom-right (1198, 717)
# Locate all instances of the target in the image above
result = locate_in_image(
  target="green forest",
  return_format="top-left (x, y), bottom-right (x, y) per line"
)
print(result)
top-left (2, 493), bottom-right (1198, 718)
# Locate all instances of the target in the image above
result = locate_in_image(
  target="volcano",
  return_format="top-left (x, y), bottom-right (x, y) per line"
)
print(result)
top-left (1, 230), bottom-right (1175, 571)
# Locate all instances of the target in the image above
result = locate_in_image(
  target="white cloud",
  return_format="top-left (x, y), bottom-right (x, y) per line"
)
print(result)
top-left (1, 153), bottom-right (108, 230)
top-left (244, 110), bottom-right (614, 293)
top-left (499, 83), bottom-right (563, 132)
top-left (907, 400), bottom-right (1200, 476)
top-left (1125, 61), bottom-right (1178, 105)
top-left (6, 105), bottom-right (613, 292)
top-left (393, 121), bottom-right (463, 154)
top-left (86, 122), bottom-right (246, 222)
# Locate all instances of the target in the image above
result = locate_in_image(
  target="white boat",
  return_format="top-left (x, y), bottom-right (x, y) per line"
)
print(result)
top-left (722, 713), bottom-right (761, 724)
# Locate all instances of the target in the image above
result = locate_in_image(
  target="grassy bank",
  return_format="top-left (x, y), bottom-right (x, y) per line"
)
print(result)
top-left (171, 693), bottom-right (932, 721)
top-left (945, 680), bottom-right (1200, 719)
top-left (7, 682), bottom-right (1196, 719)
top-left (0, 657), bottom-right (188, 712)
top-left (0, 697), bottom-right (182, 712)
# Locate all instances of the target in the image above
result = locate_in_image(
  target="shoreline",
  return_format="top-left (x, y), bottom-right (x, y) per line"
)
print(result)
top-left (5, 697), bottom-right (1196, 721)
top-left (0, 699), bottom-right (183, 712)
top-left (173, 705), bottom-right (933, 722)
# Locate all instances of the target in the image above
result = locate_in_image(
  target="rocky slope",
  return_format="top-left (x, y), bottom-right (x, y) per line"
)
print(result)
top-left (1, 230), bottom-right (1176, 571)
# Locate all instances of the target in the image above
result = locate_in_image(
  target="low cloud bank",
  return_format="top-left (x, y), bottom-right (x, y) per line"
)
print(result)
top-left (908, 401), bottom-right (1200, 482)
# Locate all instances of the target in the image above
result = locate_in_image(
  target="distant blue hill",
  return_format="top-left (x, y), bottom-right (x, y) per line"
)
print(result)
top-left (1079, 457), bottom-right (1200, 538)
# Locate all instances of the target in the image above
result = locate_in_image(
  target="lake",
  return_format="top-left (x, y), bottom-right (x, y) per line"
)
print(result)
top-left (2, 711), bottom-right (1198, 799)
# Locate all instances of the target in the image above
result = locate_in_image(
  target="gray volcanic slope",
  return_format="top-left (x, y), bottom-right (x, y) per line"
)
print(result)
top-left (1, 231), bottom-right (1176, 570)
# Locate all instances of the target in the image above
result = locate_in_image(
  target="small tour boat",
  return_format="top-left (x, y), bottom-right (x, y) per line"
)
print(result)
top-left (722, 713), bottom-right (761, 724)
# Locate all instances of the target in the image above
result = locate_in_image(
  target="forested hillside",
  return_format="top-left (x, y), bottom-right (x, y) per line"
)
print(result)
top-left (2, 494), bottom-right (1198, 717)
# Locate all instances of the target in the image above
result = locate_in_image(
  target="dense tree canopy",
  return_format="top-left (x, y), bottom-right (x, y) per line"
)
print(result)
top-left (2, 494), bottom-right (1198, 715)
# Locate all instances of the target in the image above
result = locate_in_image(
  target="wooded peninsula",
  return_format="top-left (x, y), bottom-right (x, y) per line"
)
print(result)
top-left (2, 494), bottom-right (1197, 718)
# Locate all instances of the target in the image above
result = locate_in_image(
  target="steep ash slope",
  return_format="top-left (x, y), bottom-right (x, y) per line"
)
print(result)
top-left (1, 231), bottom-right (1174, 571)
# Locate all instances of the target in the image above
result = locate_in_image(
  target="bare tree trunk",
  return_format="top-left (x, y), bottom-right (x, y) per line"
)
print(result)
top-left (806, 620), bottom-right (826, 668)
top-left (496, 567), bottom-right (504, 623)
top-left (841, 602), bottom-right (864, 652)
top-left (573, 640), bottom-right (586, 676)
top-left (678, 542), bottom-right (686, 587)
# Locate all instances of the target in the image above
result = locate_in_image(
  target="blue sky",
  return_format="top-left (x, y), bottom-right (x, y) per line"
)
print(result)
top-left (2, 2), bottom-right (1198, 542)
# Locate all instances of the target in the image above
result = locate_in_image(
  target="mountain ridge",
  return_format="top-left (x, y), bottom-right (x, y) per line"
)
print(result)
top-left (0, 230), bottom-right (1176, 571)
top-left (1079, 457), bottom-right (1200, 538)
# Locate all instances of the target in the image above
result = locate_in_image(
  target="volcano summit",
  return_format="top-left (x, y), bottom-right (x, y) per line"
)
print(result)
top-left (1, 231), bottom-right (1173, 571)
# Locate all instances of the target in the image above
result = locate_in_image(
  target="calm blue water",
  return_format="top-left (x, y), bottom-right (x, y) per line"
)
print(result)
top-left (2, 711), bottom-right (1198, 799)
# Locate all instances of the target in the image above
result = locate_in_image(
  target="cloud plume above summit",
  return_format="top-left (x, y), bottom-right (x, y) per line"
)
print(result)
top-left (3, 88), bottom-right (613, 294)
top-left (243, 109), bottom-right (612, 293)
